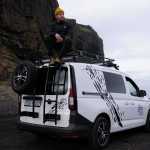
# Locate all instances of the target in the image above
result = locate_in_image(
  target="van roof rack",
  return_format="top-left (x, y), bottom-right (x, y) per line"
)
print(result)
top-left (34, 50), bottom-right (103, 65)
top-left (34, 50), bottom-right (119, 70)
top-left (98, 58), bottom-right (119, 70)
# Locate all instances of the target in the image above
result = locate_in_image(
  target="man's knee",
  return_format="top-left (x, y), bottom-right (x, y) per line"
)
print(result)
top-left (65, 36), bottom-right (72, 42)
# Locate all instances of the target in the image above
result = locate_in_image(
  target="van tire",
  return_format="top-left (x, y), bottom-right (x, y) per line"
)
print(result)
top-left (145, 110), bottom-right (150, 132)
top-left (11, 61), bottom-right (37, 94)
top-left (89, 116), bottom-right (110, 150)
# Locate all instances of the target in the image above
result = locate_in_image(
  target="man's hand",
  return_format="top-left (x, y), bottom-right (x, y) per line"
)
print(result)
top-left (55, 33), bottom-right (64, 43)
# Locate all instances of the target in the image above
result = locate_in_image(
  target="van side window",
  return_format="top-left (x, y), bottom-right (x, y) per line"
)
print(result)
top-left (103, 72), bottom-right (126, 94)
top-left (126, 77), bottom-right (139, 97)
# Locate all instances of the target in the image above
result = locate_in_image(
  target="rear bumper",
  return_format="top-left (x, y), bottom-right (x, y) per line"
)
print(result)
top-left (17, 120), bottom-right (91, 138)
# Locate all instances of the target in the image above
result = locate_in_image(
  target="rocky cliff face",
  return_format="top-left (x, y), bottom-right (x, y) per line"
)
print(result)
top-left (0, 0), bottom-right (104, 81)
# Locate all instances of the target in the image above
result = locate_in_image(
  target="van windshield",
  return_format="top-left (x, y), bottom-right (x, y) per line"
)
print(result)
top-left (32, 66), bottom-right (68, 95)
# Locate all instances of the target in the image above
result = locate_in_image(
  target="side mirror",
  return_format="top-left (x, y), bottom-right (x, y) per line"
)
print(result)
top-left (139, 90), bottom-right (147, 97)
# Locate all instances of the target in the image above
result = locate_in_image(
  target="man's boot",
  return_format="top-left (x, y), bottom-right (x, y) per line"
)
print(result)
top-left (49, 57), bottom-right (55, 64)
top-left (54, 57), bottom-right (63, 64)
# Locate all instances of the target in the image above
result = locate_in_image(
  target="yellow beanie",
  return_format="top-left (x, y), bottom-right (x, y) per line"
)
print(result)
top-left (55, 7), bottom-right (64, 16)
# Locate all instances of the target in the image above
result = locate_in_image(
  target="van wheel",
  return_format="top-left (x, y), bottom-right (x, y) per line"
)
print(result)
top-left (145, 110), bottom-right (150, 132)
top-left (89, 116), bottom-right (110, 150)
top-left (11, 61), bottom-right (37, 94)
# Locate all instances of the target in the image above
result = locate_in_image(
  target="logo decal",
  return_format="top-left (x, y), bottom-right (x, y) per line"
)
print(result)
top-left (85, 65), bottom-right (123, 127)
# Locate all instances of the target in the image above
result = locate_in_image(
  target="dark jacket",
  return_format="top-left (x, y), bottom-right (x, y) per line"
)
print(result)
top-left (49, 20), bottom-right (72, 39)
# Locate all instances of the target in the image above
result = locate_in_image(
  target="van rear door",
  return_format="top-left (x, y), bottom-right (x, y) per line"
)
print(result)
top-left (20, 65), bottom-right (71, 127)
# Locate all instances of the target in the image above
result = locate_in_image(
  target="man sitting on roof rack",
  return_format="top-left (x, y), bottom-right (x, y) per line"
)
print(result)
top-left (46, 7), bottom-right (73, 64)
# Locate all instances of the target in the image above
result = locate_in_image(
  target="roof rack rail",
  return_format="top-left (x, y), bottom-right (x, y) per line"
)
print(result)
top-left (33, 50), bottom-right (119, 70)
top-left (34, 50), bottom-right (104, 65)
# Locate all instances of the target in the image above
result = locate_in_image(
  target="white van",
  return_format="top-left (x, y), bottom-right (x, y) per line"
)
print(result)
top-left (11, 60), bottom-right (150, 150)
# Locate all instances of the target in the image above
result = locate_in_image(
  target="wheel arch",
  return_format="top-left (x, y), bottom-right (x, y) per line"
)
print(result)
top-left (94, 113), bottom-right (111, 129)
top-left (146, 108), bottom-right (150, 121)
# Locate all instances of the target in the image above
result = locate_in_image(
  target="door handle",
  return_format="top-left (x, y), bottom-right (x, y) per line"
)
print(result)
top-left (125, 102), bottom-right (129, 105)
top-left (46, 99), bottom-right (55, 104)
top-left (131, 102), bottom-right (135, 105)
top-left (125, 102), bottom-right (135, 105)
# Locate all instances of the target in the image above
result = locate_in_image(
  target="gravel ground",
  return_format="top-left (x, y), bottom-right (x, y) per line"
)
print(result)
top-left (0, 116), bottom-right (150, 150)
top-left (0, 82), bottom-right (18, 116)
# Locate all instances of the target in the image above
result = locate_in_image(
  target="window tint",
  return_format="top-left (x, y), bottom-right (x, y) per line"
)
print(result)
top-left (33, 67), bottom-right (68, 95)
top-left (126, 77), bottom-right (139, 97)
top-left (47, 67), bottom-right (68, 95)
top-left (103, 72), bottom-right (126, 94)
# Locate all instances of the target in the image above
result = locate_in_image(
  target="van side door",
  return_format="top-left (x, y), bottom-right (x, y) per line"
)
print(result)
top-left (125, 77), bottom-right (146, 122)
top-left (103, 72), bottom-right (130, 127)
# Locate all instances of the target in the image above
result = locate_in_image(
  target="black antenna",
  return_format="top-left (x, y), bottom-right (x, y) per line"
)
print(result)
top-left (100, 58), bottom-right (119, 70)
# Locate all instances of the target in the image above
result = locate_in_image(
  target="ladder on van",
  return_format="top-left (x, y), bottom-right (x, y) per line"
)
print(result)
top-left (43, 64), bottom-right (62, 125)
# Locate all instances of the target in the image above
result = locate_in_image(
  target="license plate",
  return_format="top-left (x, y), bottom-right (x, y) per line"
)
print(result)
top-left (24, 100), bottom-right (41, 107)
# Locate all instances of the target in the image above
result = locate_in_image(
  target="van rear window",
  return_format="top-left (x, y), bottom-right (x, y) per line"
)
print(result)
top-left (35, 67), bottom-right (68, 95)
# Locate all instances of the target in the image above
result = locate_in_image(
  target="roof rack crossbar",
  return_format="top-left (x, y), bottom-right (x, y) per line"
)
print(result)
top-left (33, 49), bottom-right (119, 70)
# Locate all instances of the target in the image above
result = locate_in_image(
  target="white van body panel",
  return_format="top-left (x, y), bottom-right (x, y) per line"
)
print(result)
top-left (71, 63), bottom-right (123, 131)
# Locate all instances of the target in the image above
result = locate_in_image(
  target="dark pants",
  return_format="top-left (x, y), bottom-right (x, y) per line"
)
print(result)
top-left (46, 36), bottom-right (72, 58)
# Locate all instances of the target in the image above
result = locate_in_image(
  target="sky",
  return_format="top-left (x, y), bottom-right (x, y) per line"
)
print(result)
top-left (58, 0), bottom-right (150, 95)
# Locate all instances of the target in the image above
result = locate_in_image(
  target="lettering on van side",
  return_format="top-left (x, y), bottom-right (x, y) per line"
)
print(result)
top-left (137, 105), bottom-right (144, 116)
top-left (85, 65), bottom-right (123, 127)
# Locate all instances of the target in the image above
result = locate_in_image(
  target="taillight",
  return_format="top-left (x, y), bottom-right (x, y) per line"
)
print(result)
top-left (68, 88), bottom-right (77, 110)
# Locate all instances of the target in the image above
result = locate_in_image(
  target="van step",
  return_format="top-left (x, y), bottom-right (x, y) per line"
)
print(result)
top-left (46, 99), bottom-right (57, 104)
top-left (44, 114), bottom-right (61, 122)
top-left (20, 111), bottom-right (39, 118)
